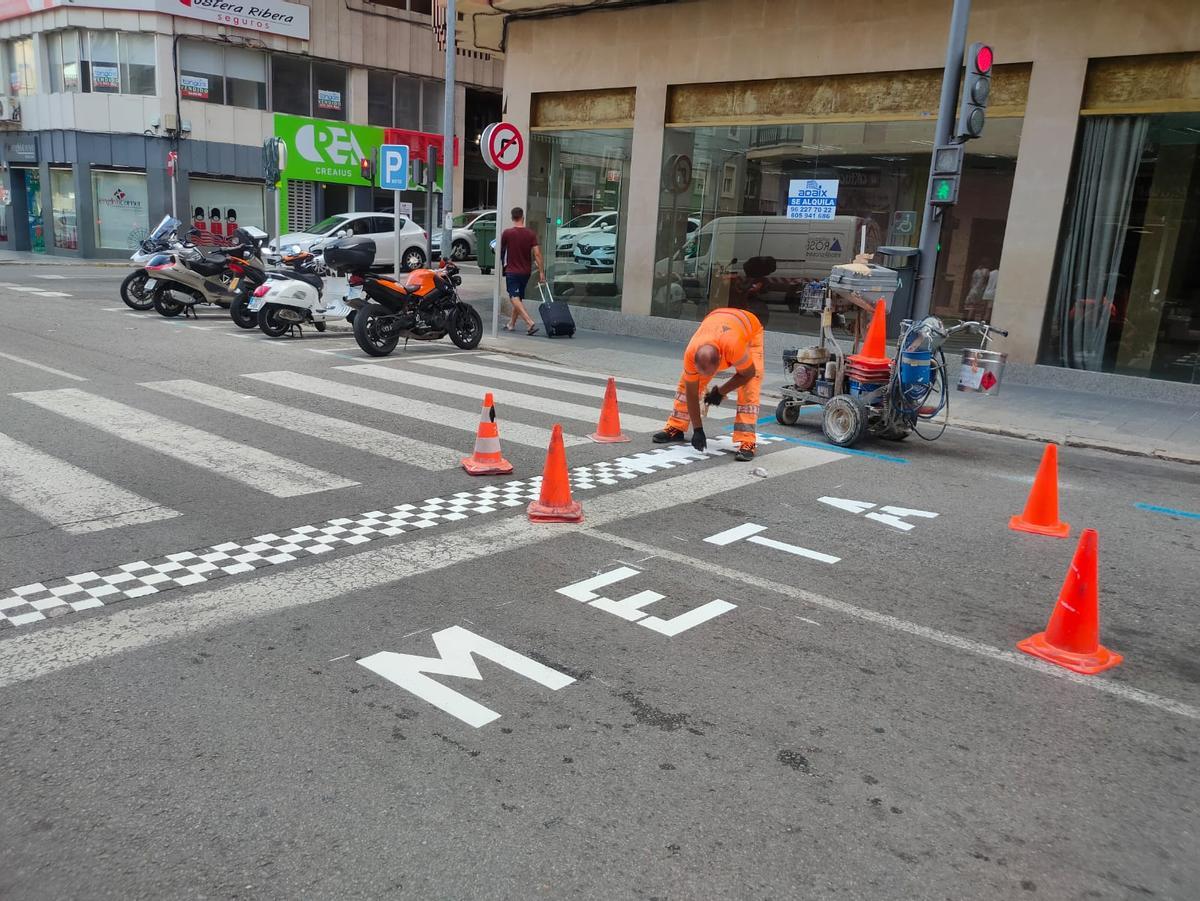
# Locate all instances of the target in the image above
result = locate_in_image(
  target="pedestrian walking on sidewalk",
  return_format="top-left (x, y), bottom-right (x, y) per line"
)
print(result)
top-left (500, 206), bottom-right (543, 336)
top-left (653, 307), bottom-right (764, 461)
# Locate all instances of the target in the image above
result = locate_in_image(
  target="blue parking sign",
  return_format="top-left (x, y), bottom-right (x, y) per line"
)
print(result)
top-left (378, 144), bottom-right (410, 191)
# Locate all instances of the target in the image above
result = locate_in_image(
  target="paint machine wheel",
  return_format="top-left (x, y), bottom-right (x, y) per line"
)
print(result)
top-left (822, 395), bottom-right (868, 448)
top-left (775, 398), bottom-right (801, 427)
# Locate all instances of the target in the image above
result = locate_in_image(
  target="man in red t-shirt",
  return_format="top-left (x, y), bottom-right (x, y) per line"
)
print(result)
top-left (499, 206), bottom-right (544, 335)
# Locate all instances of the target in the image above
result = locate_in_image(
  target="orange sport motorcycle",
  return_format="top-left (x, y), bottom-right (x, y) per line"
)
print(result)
top-left (324, 236), bottom-right (483, 357)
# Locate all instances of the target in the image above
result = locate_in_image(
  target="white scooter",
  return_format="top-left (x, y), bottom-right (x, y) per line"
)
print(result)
top-left (248, 247), bottom-right (359, 337)
top-left (121, 216), bottom-right (182, 310)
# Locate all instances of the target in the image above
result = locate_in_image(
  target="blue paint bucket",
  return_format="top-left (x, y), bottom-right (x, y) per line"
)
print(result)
top-left (900, 349), bottom-right (933, 387)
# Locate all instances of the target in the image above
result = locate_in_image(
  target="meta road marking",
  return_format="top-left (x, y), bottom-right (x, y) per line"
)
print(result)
top-left (358, 626), bottom-right (575, 728)
top-left (557, 566), bottom-right (736, 637)
top-left (705, 523), bottom-right (840, 564)
top-left (818, 496), bottom-right (939, 531)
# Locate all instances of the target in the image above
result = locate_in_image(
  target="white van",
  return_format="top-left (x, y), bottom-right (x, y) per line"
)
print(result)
top-left (655, 214), bottom-right (877, 317)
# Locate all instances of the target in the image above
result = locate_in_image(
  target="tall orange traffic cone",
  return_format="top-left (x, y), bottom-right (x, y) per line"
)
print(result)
top-left (1017, 529), bottom-right (1122, 674)
top-left (528, 423), bottom-right (583, 523)
top-left (1009, 444), bottom-right (1070, 538)
top-left (858, 298), bottom-right (888, 361)
top-left (462, 393), bottom-right (513, 475)
top-left (590, 377), bottom-right (631, 443)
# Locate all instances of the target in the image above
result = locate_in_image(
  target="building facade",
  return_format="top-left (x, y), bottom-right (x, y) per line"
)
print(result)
top-left (0, 0), bottom-right (502, 259)
top-left (487, 0), bottom-right (1200, 388)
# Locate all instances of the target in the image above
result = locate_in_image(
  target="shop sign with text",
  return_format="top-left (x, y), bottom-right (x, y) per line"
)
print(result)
top-left (273, 114), bottom-right (384, 185)
top-left (0, 1), bottom-right (310, 40)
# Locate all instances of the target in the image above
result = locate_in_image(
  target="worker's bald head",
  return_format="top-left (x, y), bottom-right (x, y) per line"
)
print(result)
top-left (694, 343), bottom-right (720, 377)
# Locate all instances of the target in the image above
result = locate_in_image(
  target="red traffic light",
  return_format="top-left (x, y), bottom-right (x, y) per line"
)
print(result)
top-left (360, 158), bottom-right (374, 182)
top-left (975, 44), bottom-right (993, 74)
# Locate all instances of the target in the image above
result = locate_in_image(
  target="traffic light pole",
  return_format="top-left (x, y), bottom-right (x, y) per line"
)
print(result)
top-left (439, 0), bottom-right (457, 266)
top-left (913, 0), bottom-right (972, 321)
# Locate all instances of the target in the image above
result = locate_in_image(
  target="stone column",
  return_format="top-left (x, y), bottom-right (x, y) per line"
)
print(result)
top-left (618, 80), bottom-right (668, 317)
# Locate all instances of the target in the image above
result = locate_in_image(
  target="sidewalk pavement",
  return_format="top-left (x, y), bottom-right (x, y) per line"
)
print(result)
top-left (480, 322), bottom-right (1200, 466)
top-left (0, 249), bottom-right (124, 266)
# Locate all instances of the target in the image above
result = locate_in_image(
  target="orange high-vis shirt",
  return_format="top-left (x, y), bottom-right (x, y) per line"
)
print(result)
top-left (682, 308), bottom-right (760, 383)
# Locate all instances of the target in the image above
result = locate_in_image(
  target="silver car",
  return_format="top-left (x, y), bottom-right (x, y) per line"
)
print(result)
top-left (432, 209), bottom-right (496, 261)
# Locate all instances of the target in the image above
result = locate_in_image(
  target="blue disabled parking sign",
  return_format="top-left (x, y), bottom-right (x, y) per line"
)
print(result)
top-left (378, 144), bottom-right (410, 191)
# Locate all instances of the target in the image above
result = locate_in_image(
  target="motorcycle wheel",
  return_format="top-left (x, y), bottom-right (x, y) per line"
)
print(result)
top-left (229, 292), bottom-right (258, 329)
top-left (448, 304), bottom-right (483, 350)
top-left (258, 304), bottom-right (293, 338)
top-left (353, 303), bottom-right (400, 357)
top-left (121, 270), bottom-right (155, 310)
top-left (152, 282), bottom-right (188, 318)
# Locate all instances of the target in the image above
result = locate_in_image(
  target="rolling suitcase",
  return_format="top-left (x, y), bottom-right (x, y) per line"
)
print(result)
top-left (537, 282), bottom-right (575, 338)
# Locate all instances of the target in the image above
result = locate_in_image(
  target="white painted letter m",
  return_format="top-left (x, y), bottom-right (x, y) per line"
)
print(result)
top-left (358, 626), bottom-right (575, 728)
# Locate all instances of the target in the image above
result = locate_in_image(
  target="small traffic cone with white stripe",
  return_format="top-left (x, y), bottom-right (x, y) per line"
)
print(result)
top-left (462, 393), bottom-right (513, 476)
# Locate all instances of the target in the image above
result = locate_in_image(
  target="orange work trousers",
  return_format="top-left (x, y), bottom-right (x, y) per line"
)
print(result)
top-left (665, 336), bottom-right (765, 446)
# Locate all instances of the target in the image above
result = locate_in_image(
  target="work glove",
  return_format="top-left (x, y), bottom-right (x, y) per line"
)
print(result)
top-left (703, 386), bottom-right (723, 407)
top-left (691, 428), bottom-right (707, 452)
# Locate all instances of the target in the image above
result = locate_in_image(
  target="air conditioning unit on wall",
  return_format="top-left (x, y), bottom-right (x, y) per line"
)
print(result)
top-left (0, 96), bottom-right (21, 124)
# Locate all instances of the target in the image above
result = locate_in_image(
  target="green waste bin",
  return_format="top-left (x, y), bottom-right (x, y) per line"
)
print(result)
top-left (474, 219), bottom-right (496, 275)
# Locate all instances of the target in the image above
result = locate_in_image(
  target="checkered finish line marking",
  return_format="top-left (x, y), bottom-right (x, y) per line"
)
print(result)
top-left (0, 436), bottom-right (780, 630)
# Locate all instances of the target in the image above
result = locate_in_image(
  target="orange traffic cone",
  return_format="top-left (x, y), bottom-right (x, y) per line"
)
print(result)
top-left (590, 377), bottom-right (631, 444)
top-left (528, 423), bottom-right (583, 523)
top-left (858, 298), bottom-right (888, 361)
top-left (1009, 444), bottom-right (1070, 538)
top-left (462, 393), bottom-right (513, 475)
top-left (1017, 529), bottom-right (1122, 674)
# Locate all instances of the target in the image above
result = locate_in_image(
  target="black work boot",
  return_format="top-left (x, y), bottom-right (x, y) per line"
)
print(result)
top-left (734, 443), bottom-right (756, 462)
top-left (652, 427), bottom-right (686, 444)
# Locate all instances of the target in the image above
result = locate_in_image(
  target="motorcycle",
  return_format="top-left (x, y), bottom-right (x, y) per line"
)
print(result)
top-left (146, 226), bottom-right (267, 319)
top-left (323, 236), bottom-right (482, 356)
top-left (121, 216), bottom-right (183, 310)
top-left (246, 247), bottom-right (357, 337)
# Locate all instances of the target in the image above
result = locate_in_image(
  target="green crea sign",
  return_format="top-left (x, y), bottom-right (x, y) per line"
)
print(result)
top-left (273, 114), bottom-right (385, 185)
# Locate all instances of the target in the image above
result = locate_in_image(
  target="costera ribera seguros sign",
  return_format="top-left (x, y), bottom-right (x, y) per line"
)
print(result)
top-left (0, 2), bottom-right (310, 40)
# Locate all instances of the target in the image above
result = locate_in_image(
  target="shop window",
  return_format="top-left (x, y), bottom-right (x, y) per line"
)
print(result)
top-left (1042, 113), bottom-right (1200, 383)
top-left (180, 41), bottom-right (266, 109)
top-left (368, 71), bottom-right (393, 127)
top-left (50, 169), bottom-right (77, 250)
top-left (527, 128), bottom-right (633, 312)
top-left (189, 179), bottom-right (267, 236)
top-left (4, 37), bottom-right (36, 96)
top-left (271, 55), bottom-right (311, 116)
top-left (92, 170), bottom-right (149, 251)
top-left (651, 119), bottom-right (1021, 338)
top-left (312, 63), bottom-right (346, 121)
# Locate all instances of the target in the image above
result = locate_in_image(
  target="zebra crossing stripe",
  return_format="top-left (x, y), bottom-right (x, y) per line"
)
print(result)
top-left (413, 356), bottom-right (734, 420)
top-left (13, 388), bottom-right (357, 499)
top-left (340, 364), bottom-right (666, 434)
top-left (144, 379), bottom-right (462, 471)
top-left (0, 431), bottom-right (179, 534)
top-left (245, 370), bottom-right (586, 450)
top-left (0, 436), bottom-right (789, 630)
top-left (479, 354), bottom-right (682, 393)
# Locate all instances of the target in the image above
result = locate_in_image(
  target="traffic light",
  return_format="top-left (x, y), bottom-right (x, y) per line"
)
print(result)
top-left (956, 42), bottom-right (993, 140)
top-left (360, 157), bottom-right (374, 184)
top-left (928, 144), bottom-right (962, 206)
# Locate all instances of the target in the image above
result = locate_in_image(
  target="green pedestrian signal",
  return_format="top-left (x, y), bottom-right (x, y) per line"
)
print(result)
top-left (929, 174), bottom-right (959, 206)
top-left (555, 217), bottom-right (563, 226)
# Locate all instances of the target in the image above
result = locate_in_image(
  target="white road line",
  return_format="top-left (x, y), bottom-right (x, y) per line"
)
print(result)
top-left (246, 369), bottom-right (586, 449)
top-left (186, 325), bottom-right (219, 331)
top-left (0, 350), bottom-right (88, 382)
top-left (588, 531), bottom-right (1200, 722)
top-left (145, 379), bottom-right (461, 471)
top-left (101, 306), bottom-right (127, 311)
top-left (0, 444), bottom-right (841, 688)
top-left (416, 356), bottom-right (731, 419)
top-left (33, 274), bottom-right (68, 280)
top-left (13, 388), bottom-right (357, 498)
top-left (480, 354), bottom-right (682, 393)
top-left (341, 363), bottom-right (665, 433)
top-left (0, 431), bottom-right (179, 534)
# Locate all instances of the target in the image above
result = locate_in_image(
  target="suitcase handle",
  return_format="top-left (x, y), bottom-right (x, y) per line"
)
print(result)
top-left (537, 281), bottom-right (554, 305)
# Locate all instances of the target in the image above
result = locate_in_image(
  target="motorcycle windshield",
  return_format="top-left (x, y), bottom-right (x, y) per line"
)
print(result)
top-left (145, 252), bottom-right (174, 268)
top-left (148, 216), bottom-right (181, 242)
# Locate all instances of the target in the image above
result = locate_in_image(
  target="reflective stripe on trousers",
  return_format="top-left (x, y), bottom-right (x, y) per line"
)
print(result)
top-left (665, 330), bottom-right (765, 445)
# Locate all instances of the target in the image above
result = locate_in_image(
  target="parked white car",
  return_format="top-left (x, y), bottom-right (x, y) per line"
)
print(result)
top-left (270, 212), bottom-right (429, 271)
top-left (573, 231), bottom-right (617, 271)
top-left (555, 210), bottom-right (618, 257)
top-left (432, 209), bottom-right (495, 261)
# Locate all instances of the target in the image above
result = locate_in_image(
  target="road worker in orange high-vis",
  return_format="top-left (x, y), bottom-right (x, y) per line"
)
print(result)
top-left (653, 306), bottom-right (764, 462)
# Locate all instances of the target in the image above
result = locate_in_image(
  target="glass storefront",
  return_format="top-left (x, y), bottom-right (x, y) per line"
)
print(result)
top-left (92, 170), bottom-right (148, 250)
top-left (527, 128), bottom-right (632, 311)
top-left (188, 178), bottom-right (267, 238)
top-left (1042, 113), bottom-right (1200, 384)
top-left (50, 168), bottom-right (77, 250)
top-left (651, 119), bottom-right (1021, 334)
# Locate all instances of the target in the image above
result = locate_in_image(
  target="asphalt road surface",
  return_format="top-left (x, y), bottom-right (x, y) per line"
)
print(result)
top-left (1, 264), bottom-right (1198, 900)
